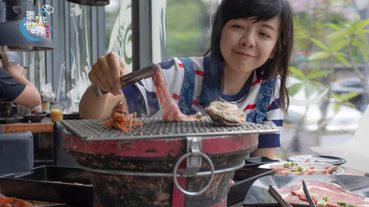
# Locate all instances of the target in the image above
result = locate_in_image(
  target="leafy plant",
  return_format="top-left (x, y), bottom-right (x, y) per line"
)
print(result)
top-left (307, 38), bottom-right (349, 66)
top-left (288, 66), bottom-right (330, 99)
top-left (325, 19), bottom-right (369, 80)
top-left (331, 92), bottom-right (360, 112)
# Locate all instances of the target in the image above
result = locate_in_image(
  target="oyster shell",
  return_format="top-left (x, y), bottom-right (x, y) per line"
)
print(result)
top-left (204, 101), bottom-right (246, 125)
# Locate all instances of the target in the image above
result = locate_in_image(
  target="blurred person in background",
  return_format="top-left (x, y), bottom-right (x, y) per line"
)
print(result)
top-left (0, 51), bottom-right (41, 132)
top-left (0, 51), bottom-right (40, 107)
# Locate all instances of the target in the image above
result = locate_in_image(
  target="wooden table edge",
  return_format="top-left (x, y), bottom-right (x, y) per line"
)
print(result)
top-left (2, 122), bottom-right (54, 133)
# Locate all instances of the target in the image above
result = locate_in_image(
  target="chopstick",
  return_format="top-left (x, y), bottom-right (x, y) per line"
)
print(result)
top-left (268, 184), bottom-right (294, 207)
top-left (302, 180), bottom-right (316, 207)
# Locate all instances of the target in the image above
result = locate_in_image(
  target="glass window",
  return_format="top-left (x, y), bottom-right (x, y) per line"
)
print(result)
top-left (105, 0), bottom-right (133, 71)
top-left (282, 0), bottom-right (369, 161)
top-left (166, 0), bottom-right (219, 59)
top-left (66, 4), bottom-right (91, 104)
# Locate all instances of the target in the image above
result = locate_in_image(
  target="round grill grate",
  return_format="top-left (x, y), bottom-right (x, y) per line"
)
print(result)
top-left (61, 117), bottom-right (279, 140)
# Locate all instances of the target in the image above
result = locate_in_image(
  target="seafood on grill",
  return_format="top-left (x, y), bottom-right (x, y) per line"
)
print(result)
top-left (152, 67), bottom-right (207, 122)
top-left (204, 101), bottom-right (246, 125)
top-left (100, 98), bottom-right (143, 132)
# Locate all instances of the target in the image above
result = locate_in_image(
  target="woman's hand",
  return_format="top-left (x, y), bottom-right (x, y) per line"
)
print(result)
top-left (79, 52), bottom-right (128, 119)
top-left (88, 51), bottom-right (130, 96)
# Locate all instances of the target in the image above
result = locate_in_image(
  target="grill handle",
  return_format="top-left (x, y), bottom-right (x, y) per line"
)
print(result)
top-left (172, 151), bottom-right (215, 196)
top-left (182, 137), bottom-right (202, 175)
top-left (172, 137), bottom-right (215, 196)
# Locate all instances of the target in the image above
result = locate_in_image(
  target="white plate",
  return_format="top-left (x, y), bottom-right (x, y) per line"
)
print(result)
top-left (287, 154), bottom-right (346, 165)
top-left (259, 162), bottom-right (344, 175)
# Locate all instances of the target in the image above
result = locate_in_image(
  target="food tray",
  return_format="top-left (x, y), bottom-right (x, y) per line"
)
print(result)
top-left (243, 175), bottom-right (369, 206)
top-left (227, 166), bottom-right (274, 205)
top-left (0, 165), bottom-right (93, 206)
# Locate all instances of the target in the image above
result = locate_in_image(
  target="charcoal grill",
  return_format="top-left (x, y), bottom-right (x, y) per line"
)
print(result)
top-left (61, 117), bottom-right (279, 207)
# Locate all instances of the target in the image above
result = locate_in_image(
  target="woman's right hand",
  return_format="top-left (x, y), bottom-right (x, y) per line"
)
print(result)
top-left (88, 51), bottom-right (130, 96)
top-left (80, 52), bottom-right (128, 119)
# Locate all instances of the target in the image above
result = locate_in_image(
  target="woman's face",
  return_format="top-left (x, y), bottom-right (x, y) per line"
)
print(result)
top-left (220, 16), bottom-right (280, 76)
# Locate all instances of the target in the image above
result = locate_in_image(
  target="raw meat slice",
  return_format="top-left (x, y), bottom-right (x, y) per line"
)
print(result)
top-left (275, 185), bottom-right (309, 205)
top-left (152, 67), bottom-right (207, 122)
top-left (275, 180), bottom-right (369, 207)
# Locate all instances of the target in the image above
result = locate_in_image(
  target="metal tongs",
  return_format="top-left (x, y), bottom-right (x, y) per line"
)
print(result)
top-left (302, 180), bottom-right (317, 207)
top-left (93, 63), bottom-right (157, 97)
top-left (268, 185), bottom-right (294, 207)
top-left (269, 181), bottom-right (316, 207)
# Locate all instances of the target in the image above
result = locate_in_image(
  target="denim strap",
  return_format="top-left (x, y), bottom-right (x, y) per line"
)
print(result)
top-left (178, 58), bottom-right (197, 115)
top-left (246, 79), bottom-right (274, 124)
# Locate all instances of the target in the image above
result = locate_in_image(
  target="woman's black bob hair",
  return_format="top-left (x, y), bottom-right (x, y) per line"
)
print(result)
top-left (198, 0), bottom-right (294, 113)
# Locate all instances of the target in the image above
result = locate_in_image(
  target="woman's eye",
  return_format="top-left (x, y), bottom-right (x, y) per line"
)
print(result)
top-left (232, 24), bottom-right (244, 29)
top-left (260, 33), bottom-right (270, 38)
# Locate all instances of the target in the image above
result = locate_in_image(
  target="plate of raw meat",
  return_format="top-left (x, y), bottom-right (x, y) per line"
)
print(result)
top-left (243, 175), bottom-right (369, 206)
top-left (259, 162), bottom-right (344, 175)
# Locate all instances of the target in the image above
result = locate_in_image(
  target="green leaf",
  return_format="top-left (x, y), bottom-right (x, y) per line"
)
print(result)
top-left (330, 93), bottom-right (340, 100)
top-left (326, 32), bottom-right (346, 39)
top-left (288, 83), bottom-right (303, 97)
top-left (345, 92), bottom-right (360, 99)
top-left (335, 55), bottom-right (350, 66)
top-left (310, 80), bottom-right (325, 88)
top-left (308, 51), bottom-right (330, 60)
top-left (330, 38), bottom-right (347, 52)
top-left (344, 102), bottom-right (356, 108)
top-left (340, 92), bottom-right (360, 101)
top-left (331, 92), bottom-right (360, 102)
top-left (357, 19), bottom-right (369, 30)
top-left (333, 103), bottom-right (341, 114)
top-left (345, 23), bottom-right (356, 35)
top-left (289, 67), bottom-right (305, 80)
top-left (307, 70), bottom-right (332, 80)
top-left (310, 38), bottom-right (328, 51)
top-left (326, 23), bottom-right (341, 31)
top-left (304, 82), bottom-right (317, 99)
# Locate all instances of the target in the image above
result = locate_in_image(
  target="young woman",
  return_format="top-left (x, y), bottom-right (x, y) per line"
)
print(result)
top-left (79, 0), bottom-right (294, 159)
